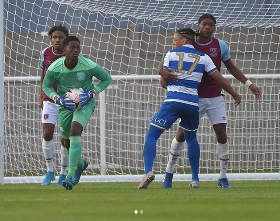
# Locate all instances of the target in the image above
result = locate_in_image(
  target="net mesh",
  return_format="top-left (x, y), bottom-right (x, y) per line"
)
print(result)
top-left (3, 0), bottom-right (280, 183)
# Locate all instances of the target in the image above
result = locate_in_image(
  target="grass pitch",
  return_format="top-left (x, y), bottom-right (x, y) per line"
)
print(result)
top-left (0, 180), bottom-right (280, 221)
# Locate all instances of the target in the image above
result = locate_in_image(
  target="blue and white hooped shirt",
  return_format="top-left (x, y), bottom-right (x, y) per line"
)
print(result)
top-left (163, 44), bottom-right (217, 106)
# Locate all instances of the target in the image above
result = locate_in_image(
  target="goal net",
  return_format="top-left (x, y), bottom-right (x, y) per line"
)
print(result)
top-left (2, 0), bottom-right (280, 183)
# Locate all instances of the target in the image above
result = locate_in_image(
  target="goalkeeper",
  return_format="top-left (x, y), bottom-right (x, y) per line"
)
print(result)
top-left (43, 36), bottom-right (112, 190)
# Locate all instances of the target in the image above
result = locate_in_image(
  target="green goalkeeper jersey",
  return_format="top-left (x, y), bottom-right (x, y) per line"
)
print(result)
top-left (43, 56), bottom-right (112, 100)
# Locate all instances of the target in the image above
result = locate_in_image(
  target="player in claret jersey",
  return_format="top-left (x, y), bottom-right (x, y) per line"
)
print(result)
top-left (43, 36), bottom-right (112, 190)
top-left (160, 14), bottom-right (261, 189)
top-left (40, 24), bottom-right (70, 186)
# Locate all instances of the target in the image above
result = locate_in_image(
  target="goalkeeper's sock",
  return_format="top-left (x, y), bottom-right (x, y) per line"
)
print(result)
top-left (77, 156), bottom-right (84, 169)
top-left (60, 146), bottom-right (69, 175)
top-left (143, 126), bottom-right (164, 174)
top-left (183, 130), bottom-right (200, 181)
top-left (42, 139), bottom-right (55, 172)
top-left (67, 136), bottom-right (82, 177)
top-left (165, 138), bottom-right (184, 174)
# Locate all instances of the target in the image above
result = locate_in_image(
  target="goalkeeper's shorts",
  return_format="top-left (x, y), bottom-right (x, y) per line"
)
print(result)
top-left (58, 100), bottom-right (95, 139)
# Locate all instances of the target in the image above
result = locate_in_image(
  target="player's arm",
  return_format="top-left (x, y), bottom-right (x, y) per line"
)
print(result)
top-left (42, 70), bottom-right (75, 111)
top-left (92, 64), bottom-right (112, 94)
top-left (40, 69), bottom-right (44, 109)
top-left (79, 64), bottom-right (112, 108)
top-left (39, 50), bottom-right (46, 109)
top-left (223, 59), bottom-right (261, 100)
top-left (42, 69), bottom-right (58, 100)
top-left (204, 53), bottom-right (241, 106)
top-left (157, 62), bottom-right (167, 89)
top-left (158, 62), bottom-right (178, 82)
top-left (210, 70), bottom-right (241, 106)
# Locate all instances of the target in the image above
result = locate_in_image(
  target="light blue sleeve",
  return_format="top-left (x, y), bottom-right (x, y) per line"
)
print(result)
top-left (218, 39), bottom-right (231, 62)
top-left (40, 48), bottom-right (47, 69)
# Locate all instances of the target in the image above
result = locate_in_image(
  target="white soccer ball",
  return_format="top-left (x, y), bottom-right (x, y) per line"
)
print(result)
top-left (65, 88), bottom-right (84, 109)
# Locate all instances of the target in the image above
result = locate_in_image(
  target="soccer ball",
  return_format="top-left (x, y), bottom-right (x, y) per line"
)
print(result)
top-left (65, 88), bottom-right (84, 109)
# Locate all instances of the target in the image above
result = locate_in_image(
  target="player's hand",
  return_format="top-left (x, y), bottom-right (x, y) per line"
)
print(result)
top-left (53, 94), bottom-right (75, 111)
top-left (232, 93), bottom-right (241, 106)
top-left (159, 68), bottom-right (178, 82)
top-left (79, 89), bottom-right (96, 108)
top-left (249, 84), bottom-right (261, 100)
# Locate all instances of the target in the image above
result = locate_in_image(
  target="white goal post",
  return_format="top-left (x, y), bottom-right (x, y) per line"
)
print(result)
top-left (1, 0), bottom-right (280, 184)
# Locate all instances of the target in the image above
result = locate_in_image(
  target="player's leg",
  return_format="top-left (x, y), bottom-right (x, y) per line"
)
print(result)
top-left (162, 99), bottom-right (206, 188)
top-left (206, 96), bottom-right (231, 188)
top-left (57, 145), bottom-right (69, 185)
top-left (138, 102), bottom-right (177, 189)
top-left (162, 128), bottom-right (184, 188)
top-left (179, 104), bottom-right (200, 188)
top-left (41, 101), bottom-right (58, 186)
top-left (57, 108), bottom-right (74, 189)
top-left (184, 130), bottom-right (200, 182)
top-left (71, 104), bottom-right (95, 186)
top-left (137, 125), bottom-right (163, 189)
top-left (57, 120), bottom-right (70, 186)
top-left (61, 103), bottom-right (94, 189)
top-left (213, 123), bottom-right (231, 188)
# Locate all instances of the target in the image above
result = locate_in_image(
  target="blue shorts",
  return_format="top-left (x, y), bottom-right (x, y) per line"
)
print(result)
top-left (150, 101), bottom-right (199, 131)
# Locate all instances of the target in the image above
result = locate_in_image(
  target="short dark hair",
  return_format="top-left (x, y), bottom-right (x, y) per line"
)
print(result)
top-left (48, 24), bottom-right (69, 38)
top-left (177, 28), bottom-right (200, 41)
top-left (63, 36), bottom-right (80, 48)
top-left (198, 13), bottom-right (216, 24)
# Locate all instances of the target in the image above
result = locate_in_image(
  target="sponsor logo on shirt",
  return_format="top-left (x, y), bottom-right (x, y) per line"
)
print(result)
top-left (77, 72), bottom-right (85, 80)
top-left (210, 48), bottom-right (218, 57)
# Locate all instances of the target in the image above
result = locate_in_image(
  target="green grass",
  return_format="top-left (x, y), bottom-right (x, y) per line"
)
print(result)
top-left (1, 181), bottom-right (280, 221)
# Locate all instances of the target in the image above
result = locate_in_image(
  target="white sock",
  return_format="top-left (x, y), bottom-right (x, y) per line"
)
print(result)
top-left (217, 142), bottom-right (229, 179)
top-left (220, 160), bottom-right (229, 179)
top-left (60, 146), bottom-right (69, 175)
top-left (165, 138), bottom-right (184, 174)
top-left (42, 139), bottom-right (55, 172)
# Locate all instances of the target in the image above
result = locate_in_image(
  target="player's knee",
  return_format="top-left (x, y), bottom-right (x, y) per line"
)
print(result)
top-left (216, 133), bottom-right (227, 144)
top-left (43, 132), bottom-right (53, 141)
top-left (61, 137), bottom-right (70, 149)
top-left (176, 127), bottom-right (185, 142)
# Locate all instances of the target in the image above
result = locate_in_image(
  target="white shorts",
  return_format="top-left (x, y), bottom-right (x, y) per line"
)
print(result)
top-left (199, 96), bottom-right (227, 126)
top-left (41, 101), bottom-right (59, 124)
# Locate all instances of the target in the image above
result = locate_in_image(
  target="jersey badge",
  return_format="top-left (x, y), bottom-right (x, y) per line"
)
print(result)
top-left (77, 72), bottom-right (85, 81)
top-left (210, 48), bottom-right (218, 57)
top-left (44, 114), bottom-right (49, 120)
